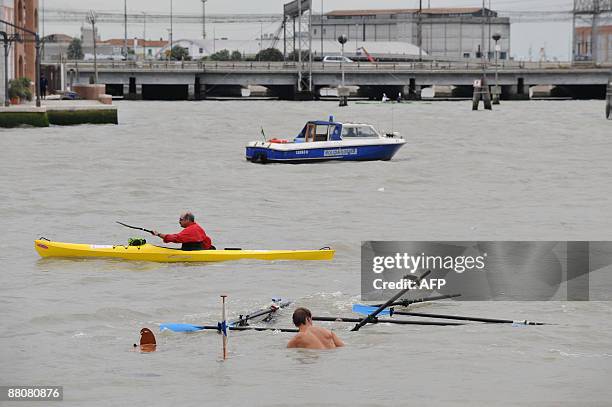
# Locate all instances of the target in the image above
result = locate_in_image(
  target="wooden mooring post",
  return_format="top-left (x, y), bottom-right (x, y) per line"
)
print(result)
top-left (606, 78), bottom-right (611, 120)
top-left (472, 76), bottom-right (492, 111)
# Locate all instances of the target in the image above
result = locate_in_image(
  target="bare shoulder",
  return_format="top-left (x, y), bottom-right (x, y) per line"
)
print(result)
top-left (287, 333), bottom-right (305, 348)
top-left (311, 326), bottom-right (334, 337)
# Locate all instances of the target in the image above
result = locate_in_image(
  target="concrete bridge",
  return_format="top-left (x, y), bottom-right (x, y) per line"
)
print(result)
top-left (58, 60), bottom-right (612, 100)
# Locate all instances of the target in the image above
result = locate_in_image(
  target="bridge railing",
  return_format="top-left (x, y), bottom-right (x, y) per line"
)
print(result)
top-left (60, 59), bottom-right (590, 72)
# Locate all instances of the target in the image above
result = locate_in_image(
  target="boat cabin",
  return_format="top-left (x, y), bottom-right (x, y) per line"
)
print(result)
top-left (294, 120), bottom-right (382, 143)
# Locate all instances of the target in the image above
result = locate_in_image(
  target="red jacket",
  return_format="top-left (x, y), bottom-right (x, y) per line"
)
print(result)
top-left (163, 223), bottom-right (213, 249)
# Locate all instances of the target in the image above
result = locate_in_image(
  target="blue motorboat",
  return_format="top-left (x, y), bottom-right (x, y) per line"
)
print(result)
top-left (245, 118), bottom-right (406, 163)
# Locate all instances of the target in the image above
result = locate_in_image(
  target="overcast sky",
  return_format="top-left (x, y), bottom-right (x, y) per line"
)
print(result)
top-left (43, 0), bottom-right (577, 60)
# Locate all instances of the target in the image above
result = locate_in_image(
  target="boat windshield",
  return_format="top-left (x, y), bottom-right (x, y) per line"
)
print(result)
top-left (341, 125), bottom-right (380, 138)
top-left (305, 123), bottom-right (333, 142)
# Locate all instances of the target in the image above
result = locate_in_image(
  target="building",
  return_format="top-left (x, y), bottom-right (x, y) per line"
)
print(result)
top-left (41, 33), bottom-right (73, 61)
top-left (80, 25), bottom-right (117, 60)
top-left (575, 25), bottom-right (612, 64)
top-left (13, 0), bottom-right (38, 80)
top-left (101, 38), bottom-right (168, 60)
top-left (76, 26), bottom-right (168, 61)
top-left (1, 0), bottom-right (14, 104)
top-left (312, 7), bottom-right (511, 60)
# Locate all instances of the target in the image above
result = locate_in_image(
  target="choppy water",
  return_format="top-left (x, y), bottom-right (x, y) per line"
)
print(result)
top-left (1, 100), bottom-right (611, 406)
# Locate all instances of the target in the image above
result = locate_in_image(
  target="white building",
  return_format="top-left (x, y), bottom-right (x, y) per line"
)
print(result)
top-left (102, 38), bottom-right (168, 60)
top-left (312, 7), bottom-right (511, 60)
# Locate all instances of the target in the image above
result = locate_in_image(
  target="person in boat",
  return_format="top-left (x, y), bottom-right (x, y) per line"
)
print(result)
top-left (151, 212), bottom-right (214, 251)
top-left (287, 307), bottom-right (345, 350)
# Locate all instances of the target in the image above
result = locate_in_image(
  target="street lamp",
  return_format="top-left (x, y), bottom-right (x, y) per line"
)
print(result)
top-left (123, 0), bottom-right (128, 59)
top-left (169, 0), bottom-right (173, 55)
top-left (338, 34), bottom-right (348, 107)
top-left (86, 11), bottom-right (98, 84)
top-left (492, 32), bottom-right (501, 104)
top-left (201, 0), bottom-right (207, 40)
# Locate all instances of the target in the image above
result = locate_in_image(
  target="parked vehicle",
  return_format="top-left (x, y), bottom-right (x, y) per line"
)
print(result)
top-left (322, 55), bottom-right (354, 64)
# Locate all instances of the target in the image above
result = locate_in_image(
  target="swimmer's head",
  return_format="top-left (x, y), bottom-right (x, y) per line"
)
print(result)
top-left (292, 307), bottom-right (312, 327)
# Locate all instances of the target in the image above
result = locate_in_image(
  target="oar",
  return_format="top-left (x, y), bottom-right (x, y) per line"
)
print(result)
top-left (373, 293), bottom-right (462, 308)
top-left (390, 310), bottom-right (547, 325)
top-left (116, 221), bottom-right (155, 235)
top-left (352, 304), bottom-right (391, 316)
top-left (352, 306), bottom-right (547, 325)
top-left (159, 323), bottom-right (298, 333)
top-left (313, 316), bottom-right (462, 326)
top-left (351, 270), bottom-right (431, 332)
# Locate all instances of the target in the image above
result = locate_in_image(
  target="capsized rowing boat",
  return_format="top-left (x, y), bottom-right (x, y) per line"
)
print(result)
top-left (34, 240), bottom-right (335, 263)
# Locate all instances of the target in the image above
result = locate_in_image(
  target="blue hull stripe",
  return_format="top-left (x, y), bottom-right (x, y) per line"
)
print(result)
top-left (246, 144), bottom-right (404, 163)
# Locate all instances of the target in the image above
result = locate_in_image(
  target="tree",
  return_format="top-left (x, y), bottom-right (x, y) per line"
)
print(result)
top-left (287, 49), bottom-right (311, 62)
top-left (230, 50), bottom-right (243, 61)
top-left (170, 45), bottom-right (191, 61)
top-left (210, 49), bottom-right (230, 61)
top-left (8, 78), bottom-right (33, 101)
top-left (67, 38), bottom-right (84, 60)
top-left (255, 47), bottom-right (283, 61)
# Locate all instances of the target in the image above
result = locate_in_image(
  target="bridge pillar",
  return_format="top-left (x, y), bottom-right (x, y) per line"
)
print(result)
top-left (188, 84), bottom-right (195, 100)
top-left (506, 78), bottom-right (529, 100)
top-left (194, 77), bottom-right (202, 100)
top-left (125, 77), bottom-right (141, 100)
top-left (406, 78), bottom-right (419, 100)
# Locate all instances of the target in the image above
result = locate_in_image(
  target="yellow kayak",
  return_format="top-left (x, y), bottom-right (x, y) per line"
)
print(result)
top-left (34, 240), bottom-right (335, 263)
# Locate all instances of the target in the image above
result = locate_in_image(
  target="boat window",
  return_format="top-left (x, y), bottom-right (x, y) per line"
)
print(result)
top-left (342, 125), bottom-right (379, 138)
top-left (359, 126), bottom-right (379, 138)
top-left (305, 124), bottom-right (316, 142)
top-left (314, 125), bottom-right (329, 141)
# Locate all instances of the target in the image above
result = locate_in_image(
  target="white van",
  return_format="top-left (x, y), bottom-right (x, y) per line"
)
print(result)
top-left (322, 55), bottom-right (354, 63)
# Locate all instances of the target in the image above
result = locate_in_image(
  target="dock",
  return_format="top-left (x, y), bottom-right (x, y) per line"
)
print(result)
top-left (0, 100), bottom-right (118, 128)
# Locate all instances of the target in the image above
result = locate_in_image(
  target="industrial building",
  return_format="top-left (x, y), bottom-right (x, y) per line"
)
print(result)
top-left (311, 7), bottom-right (511, 60)
top-left (575, 24), bottom-right (612, 63)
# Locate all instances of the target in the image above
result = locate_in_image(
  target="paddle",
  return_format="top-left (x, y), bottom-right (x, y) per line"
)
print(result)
top-left (351, 269), bottom-right (431, 332)
top-left (313, 316), bottom-right (462, 326)
top-left (116, 221), bottom-right (155, 235)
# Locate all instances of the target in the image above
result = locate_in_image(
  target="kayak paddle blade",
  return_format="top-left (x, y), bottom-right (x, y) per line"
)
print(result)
top-left (352, 304), bottom-right (391, 316)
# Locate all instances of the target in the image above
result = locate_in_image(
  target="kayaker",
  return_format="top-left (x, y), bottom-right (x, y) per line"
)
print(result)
top-left (151, 212), bottom-right (214, 251)
top-left (287, 307), bottom-right (345, 350)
